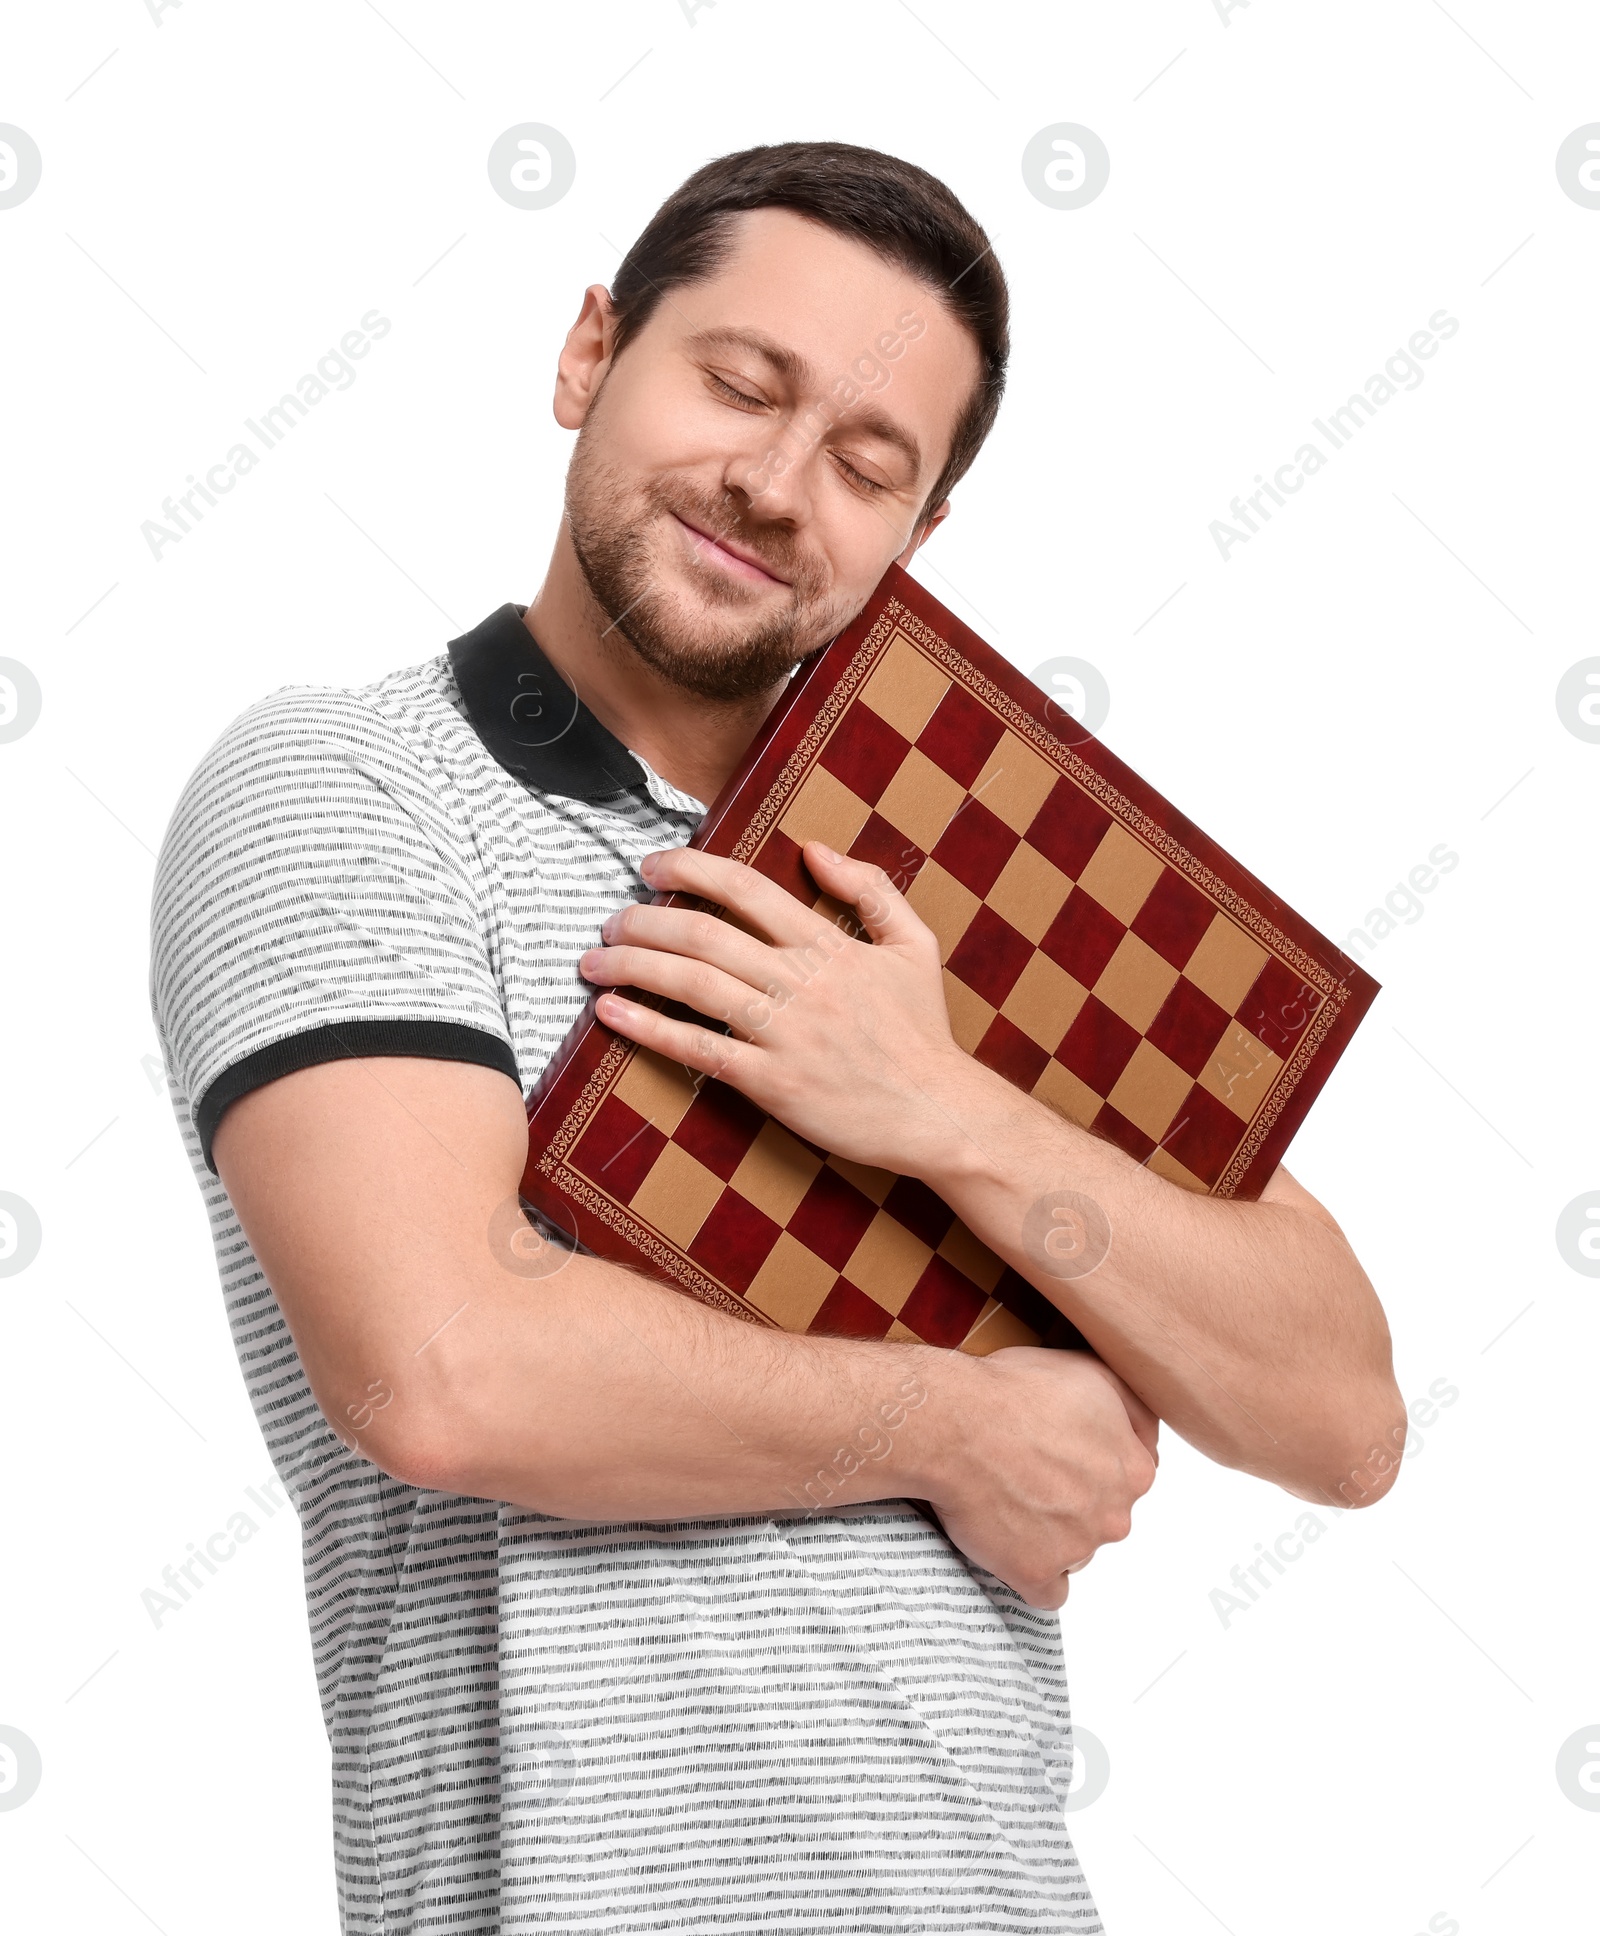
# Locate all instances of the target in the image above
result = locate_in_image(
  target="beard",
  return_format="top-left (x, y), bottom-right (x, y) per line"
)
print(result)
top-left (564, 417), bottom-right (864, 704)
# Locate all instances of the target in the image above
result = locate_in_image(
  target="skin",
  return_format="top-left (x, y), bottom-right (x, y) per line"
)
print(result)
top-left (214, 208), bottom-right (1404, 1613)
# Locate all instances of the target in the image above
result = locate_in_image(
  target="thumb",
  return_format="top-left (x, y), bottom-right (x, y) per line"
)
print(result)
top-left (802, 842), bottom-right (926, 948)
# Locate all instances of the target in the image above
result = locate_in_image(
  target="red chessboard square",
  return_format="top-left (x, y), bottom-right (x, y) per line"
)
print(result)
top-left (1091, 1100), bottom-right (1158, 1165)
top-left (899, 1255), bottom-right (988, 1347)
top-left (1237, 956), bottom-right (1321, 1054)
top-left (851, 810), bottom-right (926, 892)
top-left (1146, 975), bottom-right (1233, 1078)
top-left (1164, 1082), bottom-right (1250, 1188)
top-left (788, 1165), bottom-right (879, 1269)
top-left (1040, 886), bottom-right (1125, 986)
top-left (915, 683), bottom-right (1007, 790)
top-left (1130, 866), bottom-right (1216, 971)
top-left (687, 1189), bottom-right (782, 1294)
top-left (947, 903), bottom-right (1034, 1007)
top-left (882, 1174), bottom-right (956, 1249)
top-left (931, 797), bottom-right (1020, 899)
top-left (808, 1277), bottom-right (894, 1341)
top-left (817, 701), bottom-right (911, 806)
top-left (572, 1097), bottom-right (666, 1199)
top-left (674, 1083), bottom-right (767, 1181)
top-left (1025, 779), bottom-right (1113, 880)
top-left (1055, 994), bottom-right (1141, 1094)
top-left (974, 1012), bottom-right (1052, 1089)
top-left (752, 827), bottom-right (812, 904)
top-left (991, 1266), bottom-right (1061, 1338)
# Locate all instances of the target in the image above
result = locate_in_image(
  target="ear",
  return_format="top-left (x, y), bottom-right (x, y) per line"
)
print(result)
top-left (553, 284), bottom-right (618, 430)
top-left (895, 496), bottom-right (952, 566)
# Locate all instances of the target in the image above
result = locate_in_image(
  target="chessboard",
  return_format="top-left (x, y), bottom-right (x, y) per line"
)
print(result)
top-left (520, 563), bottom-right (1379, 1355)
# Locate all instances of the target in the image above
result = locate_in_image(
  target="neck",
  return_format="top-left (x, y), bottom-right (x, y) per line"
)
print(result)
top-left (524, 525), bottom-right (789, 806)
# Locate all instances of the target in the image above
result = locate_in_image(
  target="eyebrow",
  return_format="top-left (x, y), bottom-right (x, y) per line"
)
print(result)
top-left (682, 325), bottom-right (924, 481)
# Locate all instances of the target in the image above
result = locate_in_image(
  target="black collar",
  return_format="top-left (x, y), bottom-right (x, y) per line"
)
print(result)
top-left (447, 603), bottom-right (650, 802)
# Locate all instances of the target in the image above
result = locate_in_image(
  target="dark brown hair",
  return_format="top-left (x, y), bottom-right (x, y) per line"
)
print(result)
top-left (608, 141), bottom-right (1008, 524)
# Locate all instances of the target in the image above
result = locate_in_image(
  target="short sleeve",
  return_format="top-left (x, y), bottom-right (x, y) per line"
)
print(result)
top-left (151, 683), bottom-right (521, 1173)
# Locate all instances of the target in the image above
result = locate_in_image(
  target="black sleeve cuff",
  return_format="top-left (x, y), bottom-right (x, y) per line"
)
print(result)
top-left (195, 1020), bottom-right (523, 1174)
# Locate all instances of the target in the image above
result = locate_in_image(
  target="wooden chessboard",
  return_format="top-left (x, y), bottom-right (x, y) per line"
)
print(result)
top-left (520, 564), bottom-right (1379, 1355)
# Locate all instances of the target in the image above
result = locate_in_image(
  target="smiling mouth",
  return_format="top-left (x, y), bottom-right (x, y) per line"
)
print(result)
top-left (671, 512), bottom-right (791, 587)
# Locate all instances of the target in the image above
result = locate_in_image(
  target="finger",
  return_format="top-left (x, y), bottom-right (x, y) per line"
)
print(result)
top-left (1118, 1389), bottom-right (1161, 1463)
top-left (593, 991), bottom-right (756, 1082)
top-left (1087, 1359), bottom-right (1161, 1451)
top-left (602, 902), bottom-right (779, 987)
top-left (802, 842), bottom-right (931, 949)
top-left (581, 944), bottom-right (773, 1039)
top-left (641, 848), bottom-right (831, 949)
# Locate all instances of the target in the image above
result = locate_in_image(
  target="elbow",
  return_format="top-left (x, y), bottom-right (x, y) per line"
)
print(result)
top-left (1316, 1402), bottom-right (1410, 1510)
top-left (380, 1422), bottom-right (475, 1497)
top-left (316, 1388), bottom-right (482, 1499)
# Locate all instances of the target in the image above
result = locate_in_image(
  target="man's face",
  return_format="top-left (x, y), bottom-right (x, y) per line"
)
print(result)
top-left (561, 207), bottom-right (983, 702)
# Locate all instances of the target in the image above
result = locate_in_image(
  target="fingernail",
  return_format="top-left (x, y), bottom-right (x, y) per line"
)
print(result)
top-left (579, 949), bottom-right (600, 973)
top-left (600, 915), bottom-right (617, 941)
top-left (640, 852), bottom-right (660, 879)
top-left (812, 842), bottom-right (840, 863)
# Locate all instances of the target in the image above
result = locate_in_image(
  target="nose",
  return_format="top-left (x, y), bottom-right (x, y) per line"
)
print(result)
top-left (725, 429), bottom-right (818, 530)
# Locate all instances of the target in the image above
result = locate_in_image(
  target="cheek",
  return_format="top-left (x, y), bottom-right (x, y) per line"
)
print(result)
top-left (806, 494), bottom-right (911, 597)
top-left (611, 364), bottom-right (774, 480)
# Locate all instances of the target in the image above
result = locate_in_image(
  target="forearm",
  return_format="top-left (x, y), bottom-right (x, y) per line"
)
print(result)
top-left (913, 1060), bottom-right (1402, 1499)
top-left (216, 1057), bottom-right (964, 1524)
top-left (426, 1244), bottom-right (962, 1520)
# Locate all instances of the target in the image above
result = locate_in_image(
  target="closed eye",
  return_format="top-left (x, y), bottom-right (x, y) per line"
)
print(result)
top-left (832, 454), bottom-right (890, 494)
top-left (707, 371), bottom-right (767, 411)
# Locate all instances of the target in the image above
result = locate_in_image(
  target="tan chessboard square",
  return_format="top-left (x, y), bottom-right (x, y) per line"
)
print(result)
top-left (1032, 1058), bottom-right (1103, 1129)
top-left (780, 764), bottom-right (871, 856)
top-left (811, 890), bottom-right (866, 940)
top-left (825, 1154), bottom-right (896, 1205)
top-left (985, 840), bottom-right (1073, 944)
top-left (875, 747), bottom-right (966, 854)
top-left (1000, 952), bottom-right (1090, 1052)
top-left (612, 1049), bottom-right (699, 1136)
top-left (906, 858), bottom-right (981, 961)
top-left (960, 1297), bottom-right (1044, 1355)
top-left (1106, 1039), bottom-right (1194, 1142)
top-left (1198, 1020), bottom-right (1284, 1121)
top-left (1075, 823), bottom-right (1167, 926)
top-left (630, 1142), bottom-right (725, 1248)
top-left (971, 732), bottom-right (1060, 836)
top-left (859, 631), bottom-right (951, 741)
top-left (731, 1119), bottom-right (824, 1225)
top-left (745, 1233), bottom-right (839, 1331)
top-left (1184, 913), bottom-right (1271, 1013)
top-left (1147, 1145), bottom-right (1211, 1195)
top-left (936, 1219), bottom-right (1005, 1294)
top-left (845, 1210), bottom-right (933, 1316)
top-left (884, 1318), bottom-right (920, 1342)
top-left (943, 968), bottom-right (996, 1053)
top-left (1093, 931), bottom-right (1182, 1035)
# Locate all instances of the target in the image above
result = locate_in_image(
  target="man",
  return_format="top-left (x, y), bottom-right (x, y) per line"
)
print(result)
top-left (151, 141), bottom-right (1403, 1933)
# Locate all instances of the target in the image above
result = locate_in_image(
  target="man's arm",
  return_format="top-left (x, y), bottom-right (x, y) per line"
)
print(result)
top-left (213, 1053), bottom-right (1157, 1608)
top-left (577, 843), bottom-right (1407, 1510)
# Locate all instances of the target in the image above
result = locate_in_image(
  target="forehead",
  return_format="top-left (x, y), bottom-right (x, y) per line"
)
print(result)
top-left (650, 207), bottom-right (981, 452)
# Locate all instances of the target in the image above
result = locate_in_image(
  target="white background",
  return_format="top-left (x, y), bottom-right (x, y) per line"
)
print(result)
top-left (2, 2), bottom-right (1596, 1931)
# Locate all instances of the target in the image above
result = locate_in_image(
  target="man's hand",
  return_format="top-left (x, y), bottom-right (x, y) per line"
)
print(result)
top-left (578, 840), bottom-right (980, 1179)
top-left (929, 1348), bottom-right (1159, 1609)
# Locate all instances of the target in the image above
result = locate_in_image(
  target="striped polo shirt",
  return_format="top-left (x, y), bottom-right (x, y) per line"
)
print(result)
top-left (149, 601), bottom-right (1103, 1934)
